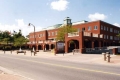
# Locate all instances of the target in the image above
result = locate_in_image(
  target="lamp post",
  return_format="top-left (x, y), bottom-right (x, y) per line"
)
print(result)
top-left (28, 23), bottom-right (36, 56)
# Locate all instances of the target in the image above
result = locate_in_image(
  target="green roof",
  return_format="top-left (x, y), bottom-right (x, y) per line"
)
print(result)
top-left (43, 24), bottom-right (62, 30)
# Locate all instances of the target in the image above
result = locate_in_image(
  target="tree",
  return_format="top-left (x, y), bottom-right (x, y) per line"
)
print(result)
top-left (117, 32), bottom-right (120, 37)
top-left (56, 25), bottom-right (77, 41)
top-left (14, 36), bottom-right (27, 50)
top-left (13, 29), bottom-right (28, 50)
top-left (0, 31), bottom-right (12, 45)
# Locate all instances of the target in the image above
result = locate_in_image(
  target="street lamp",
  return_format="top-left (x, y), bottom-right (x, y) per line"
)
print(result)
top-left (28, 23), bottom-right (36, 56)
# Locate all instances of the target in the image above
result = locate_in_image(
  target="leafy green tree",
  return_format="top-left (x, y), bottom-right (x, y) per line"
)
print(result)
top-left (13, 30), bottom-right (29, 50)
top-left (2, 38), bottom-right (10, 44)
top-left (0, 31), bottom-right (12, 50)
top-left (117, 32), bottom-right (120, 37)
top-left (56, 25), bottom-right (77, 41)
top-left (14, 36), bottom-right (27, 49)
top-left (0, 30), bottom-right (28, 50)
top-left (0, 31), bottom-right (11, 45)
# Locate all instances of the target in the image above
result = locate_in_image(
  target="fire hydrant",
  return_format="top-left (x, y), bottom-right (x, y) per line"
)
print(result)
top-left (107, 53), bottom-right (111, 62)
top-left (102, 53), bottom-right (107, 61)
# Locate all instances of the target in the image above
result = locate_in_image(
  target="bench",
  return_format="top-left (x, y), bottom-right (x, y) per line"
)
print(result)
top-left (17, 50), bottom-right (26, 55)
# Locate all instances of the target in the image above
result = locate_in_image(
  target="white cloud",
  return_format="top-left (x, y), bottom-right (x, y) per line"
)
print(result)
top-left (0, 19), bottom-right (43, 36)
top-left (50, 0), bottom-right (69, 11)
top-left (113, 23), bottom-right (120, 27)
top-left (88, 13), bottom-right (107, 21)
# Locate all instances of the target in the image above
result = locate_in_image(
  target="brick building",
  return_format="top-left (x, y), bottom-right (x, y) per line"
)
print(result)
top-left (28, 17), bottom-right (120, 53)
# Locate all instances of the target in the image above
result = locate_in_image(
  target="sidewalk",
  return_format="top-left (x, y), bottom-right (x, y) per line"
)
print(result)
top-left (1, 50), bottom-right (120, 66)
top-left (0, 72), bottom-right (26, 80)
top-left (0, 68), bottom-right (29, 80)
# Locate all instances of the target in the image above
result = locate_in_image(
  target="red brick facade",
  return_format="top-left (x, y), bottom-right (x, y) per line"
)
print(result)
top-left (28, 17), bottom-right (120, 53)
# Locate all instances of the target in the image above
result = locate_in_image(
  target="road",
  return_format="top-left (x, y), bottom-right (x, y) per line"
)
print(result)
top-left (0, 54), bottom-right (120, 80)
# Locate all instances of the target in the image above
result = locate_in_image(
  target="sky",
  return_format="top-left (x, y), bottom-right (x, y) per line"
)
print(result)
top-left (0, 0), bottom-right (120, 36)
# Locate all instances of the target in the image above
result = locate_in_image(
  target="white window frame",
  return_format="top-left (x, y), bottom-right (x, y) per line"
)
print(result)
top-left (110, 36), bottom-right (113, 40)
top-left (52, 32), bottom-right (54, 36)
top-left (114, 30), bottom-right (116, 33)
top-left (55, 31), bottom-right (57, 35)
top-left (101, 25), bottom-right (103, 30)
top-left (107, 35), bottom-right (109, 39)
top-left (48, 32), bottom-right (50, 36)
top-left (43, 34), bottom-right (44, 37)
top-left (107, 27), bottom-right (108, 31)
top-left (88, 26), bottom-right (91, 31)
top-left (110, 28), bottom-right (112, 32)
top-left (94, 26), bottom-right (98, 30)
top-left (104, 35), bottom-right (106, 39)
top-left (104, 26), bottom-right (106, 30)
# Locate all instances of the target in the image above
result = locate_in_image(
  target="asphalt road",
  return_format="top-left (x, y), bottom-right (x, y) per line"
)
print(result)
top-left (0, 54), bottom-right (120, 80)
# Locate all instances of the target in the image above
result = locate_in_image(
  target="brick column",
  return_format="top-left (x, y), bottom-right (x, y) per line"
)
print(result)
top-left (79, 32), bottom-right (85, 53)
top-left (113, 48), bottom-right (118, 55)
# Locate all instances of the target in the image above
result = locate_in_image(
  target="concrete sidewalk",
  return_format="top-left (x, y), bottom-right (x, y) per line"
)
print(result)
top-left (0, 72), bottom-right (27, 80)
top-left (0, 67), bottom-right (30, 80)
top-left (1, 50), bottom-right (120, 66)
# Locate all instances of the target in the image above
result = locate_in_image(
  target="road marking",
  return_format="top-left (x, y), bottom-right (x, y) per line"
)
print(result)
top-left (1, 55), bottom-right (120, 76)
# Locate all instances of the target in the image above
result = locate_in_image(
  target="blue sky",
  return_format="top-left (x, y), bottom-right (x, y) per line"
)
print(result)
top-left (0, 0), bottom-right (120, 36)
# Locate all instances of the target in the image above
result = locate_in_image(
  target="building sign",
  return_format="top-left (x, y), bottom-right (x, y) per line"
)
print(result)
top-left (57, 42), bottom-right (64, 52)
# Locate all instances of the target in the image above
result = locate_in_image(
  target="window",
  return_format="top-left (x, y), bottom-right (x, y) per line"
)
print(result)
top-left (110, 36), bottom-right (113, 40)
top-left (43, 34), bottom-right (44, 37)
top-left (107, 35), bottom-right (109, 39)
top-left (104, 35), bottom-right (106, 39)
top-left (118, 31), bottom-right (119, 33)
top-left (52, 32), bottom-right (54, 36)
top-left (110, 28), bottom-right (112, 32)
top-left (117, 37), bottom-right (119, 40)
top-left (39, 34), bottom-right (40, 37)
top-left (82, 28), bottom-right (85, 31)
top-left (55, 31), bottom-right (57, 35)
top-left (114, 37), bottom-right (116, 40)
top-left (41, 34), bottom-right (42, 37)
top-left (114, 30), bottom-right (116, 33)
top-left (107, 27), bottom-right (108, 31)
top-left (104, 26), bottom-right (106, 30)
top-left (94, 26), bottom-right (98, 30)
top-left (88, 26), bottom-right (91, 31)
top-left (101, 25), bottom-right (103, 30)
top-left (48, 32), bottom-right (50, 36)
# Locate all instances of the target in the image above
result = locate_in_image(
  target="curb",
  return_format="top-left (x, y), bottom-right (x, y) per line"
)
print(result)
top-left (0, 66), bottom-right (33, 80)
